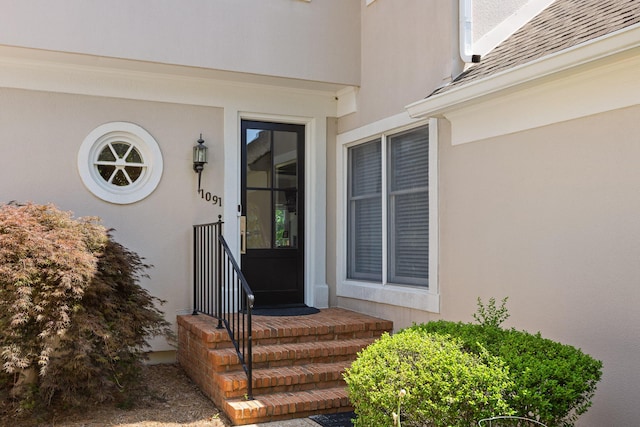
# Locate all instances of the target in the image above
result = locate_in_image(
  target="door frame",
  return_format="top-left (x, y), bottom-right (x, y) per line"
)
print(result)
top-left (240, 119), bottom-right (305, 306)
top-left (230, 111), bottom-right (329, 309)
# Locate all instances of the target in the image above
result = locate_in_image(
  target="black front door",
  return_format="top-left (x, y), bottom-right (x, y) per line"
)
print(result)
top-left (241, 120), bottom-right (305, 307)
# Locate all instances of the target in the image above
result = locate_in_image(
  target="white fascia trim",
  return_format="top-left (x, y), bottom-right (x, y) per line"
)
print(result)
top-left (474, 0), bottom-right (556, 56)
top-left (336, 86), bottom-right (358, 117)
top-left (0, 45), bottom-right (340, 116)
top-left (406, 23), bottom-right (640, 120)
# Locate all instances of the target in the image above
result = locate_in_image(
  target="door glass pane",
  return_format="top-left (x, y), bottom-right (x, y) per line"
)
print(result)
top-left (246, 129), bottom-right (272, 188)
top-left (247, 189), bottom-right (271, 249)
top-left (275, 190), bottom-right (298, 248)
top-left (273, 131), bottom-right (298, 189)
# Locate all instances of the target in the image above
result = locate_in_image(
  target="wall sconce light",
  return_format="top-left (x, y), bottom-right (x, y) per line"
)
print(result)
top-left (193, 134), bottom-right (208, 192)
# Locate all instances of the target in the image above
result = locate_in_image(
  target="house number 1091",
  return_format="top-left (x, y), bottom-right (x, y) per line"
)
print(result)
top-left (199, 189), bottom-right (222, 207)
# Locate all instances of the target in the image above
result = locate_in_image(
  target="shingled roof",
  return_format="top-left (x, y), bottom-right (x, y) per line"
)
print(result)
top-left (431, 0), bottom-right (640, 97)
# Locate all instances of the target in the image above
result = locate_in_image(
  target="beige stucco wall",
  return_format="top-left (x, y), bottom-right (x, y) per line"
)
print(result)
top-left (0, 0), bottom-right (360, 86)
top-left (440, 106), bottom-right (640, 426)
top-left (338, 0), bottom-right (459, 133)
top-left (0, 87), bottom-right (224, 352)
top-left (339, 105), bottom-right (640, 425)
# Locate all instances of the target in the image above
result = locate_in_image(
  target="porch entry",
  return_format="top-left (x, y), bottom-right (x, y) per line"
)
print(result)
top-left (241, 120), bottom-right (305, 308)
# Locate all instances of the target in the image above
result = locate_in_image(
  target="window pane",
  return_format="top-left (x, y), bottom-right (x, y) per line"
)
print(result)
top-left (112, 170), bottom-right (129, 186)
top-left (97, 165), bottom-right (115, 182)
top-left (112, 142), bottom-right (130, 158)
top-left (98, 146), bottom-right (116, 162)
top-left (351, 197), bottom-right (382, 278)
top-left (274, 131), bottom-right (298, 189)
top-left (390, 192), bottom-right (428, 282)
top-left (388, 126), bottom-right (429, 286)
top-left (125, 166), bottom-right (143, 183)
top-left (126, 147), bottom-right (143, 164)
top-left (246, 189), bottom-right (271, 249)
top-left (348, 140), bottom-right (382, 281)
top-left (246, 129), bottom-right (272, 188)
top-left (274, 190), bottom-right (298, 248)
top-left (390, 128), bottom-right (428, 192)
top-left (351, 141), bottom-right (381, 197)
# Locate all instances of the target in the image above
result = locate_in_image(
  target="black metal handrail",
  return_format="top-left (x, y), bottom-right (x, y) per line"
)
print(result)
top-left (193, 216), bottom-right (255, 399)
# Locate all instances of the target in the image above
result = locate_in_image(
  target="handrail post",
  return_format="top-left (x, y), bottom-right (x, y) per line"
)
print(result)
top-left (192, 225), bottom-right (198, 315)
top-left (246, 293), bottom-right (254, 400)
top-left (216, 216), bottom-right (223, 329)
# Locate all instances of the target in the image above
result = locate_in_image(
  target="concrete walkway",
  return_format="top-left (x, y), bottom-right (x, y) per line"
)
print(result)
top-left (247, 419), bottom-right (321, 427)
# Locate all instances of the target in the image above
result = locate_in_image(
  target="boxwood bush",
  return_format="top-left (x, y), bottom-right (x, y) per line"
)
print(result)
top-left (0, 203), bottom-right (173, 412)
top-left (411, 300), bottom-right (603, 426)
top-left (344, 329), bottom-right (514, 427)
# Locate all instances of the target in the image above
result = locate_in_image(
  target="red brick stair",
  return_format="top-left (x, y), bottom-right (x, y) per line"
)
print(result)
top-left (177, 308), bottom-right (393, 425)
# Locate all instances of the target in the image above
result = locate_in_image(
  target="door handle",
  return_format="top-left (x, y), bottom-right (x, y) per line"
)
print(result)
top-left (240, 216), bottom-right (247, 254)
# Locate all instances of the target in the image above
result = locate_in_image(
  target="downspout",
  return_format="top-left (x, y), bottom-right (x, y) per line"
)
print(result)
top-left (459, 0), bottom-right (481, 63)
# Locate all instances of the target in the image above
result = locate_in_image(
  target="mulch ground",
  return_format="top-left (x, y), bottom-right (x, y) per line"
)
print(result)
top-left (1, 364), bottom-right (231, 427)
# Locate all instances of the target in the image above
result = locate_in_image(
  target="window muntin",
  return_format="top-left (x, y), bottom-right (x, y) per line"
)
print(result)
top-left (347, 126), bottom-right (429, 287)
top-left (78, 122), bottom-right (163, 204)
top-left (96, 142), bottom-right (146, 187)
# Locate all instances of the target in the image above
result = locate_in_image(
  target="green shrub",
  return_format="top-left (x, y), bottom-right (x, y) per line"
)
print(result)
top-left (344, 329), bottom-right (514, 427)
top-left (0, 203), bottom-right (173, 410)
top-left (411, 321), bottom-right (603, 426)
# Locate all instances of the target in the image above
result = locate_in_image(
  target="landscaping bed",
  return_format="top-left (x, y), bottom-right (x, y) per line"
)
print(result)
top-left (1, 363), bottom-right (230, 427)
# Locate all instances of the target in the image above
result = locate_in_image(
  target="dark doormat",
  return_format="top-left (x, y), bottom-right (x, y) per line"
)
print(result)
top-left (250, 304), bottom-right (320, 316)
top-left (309, 411), bottom-right (355, 427)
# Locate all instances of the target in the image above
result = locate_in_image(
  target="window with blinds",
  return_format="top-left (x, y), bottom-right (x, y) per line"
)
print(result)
top-left (348, 140), bottom-right (382, 281)
top-left (388, 127), bottom-right (428, 286)
top-left (347, 126), bottom-right (429, 287)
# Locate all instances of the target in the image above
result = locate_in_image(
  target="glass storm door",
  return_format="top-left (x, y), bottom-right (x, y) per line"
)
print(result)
top-left (241, 120), bottom-right (305, 307)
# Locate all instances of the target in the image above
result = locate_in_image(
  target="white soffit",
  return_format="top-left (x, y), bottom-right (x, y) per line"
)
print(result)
top-left (0, 45), bottom-right (348, 106)
top-left (405, 24), bottom-right (640, 145)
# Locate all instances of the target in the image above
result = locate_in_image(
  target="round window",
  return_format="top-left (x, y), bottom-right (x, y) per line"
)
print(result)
top-left (78, 122), bottom-right (163, 204)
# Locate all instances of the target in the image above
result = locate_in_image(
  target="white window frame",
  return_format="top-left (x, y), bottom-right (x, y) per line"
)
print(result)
top-left (336, 115), bottom-right (439, 313)
top-left (77, 122), bottom-right (163, 204)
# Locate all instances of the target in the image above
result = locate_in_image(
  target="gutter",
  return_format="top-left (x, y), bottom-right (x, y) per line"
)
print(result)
top-left (459, 0), bottom-right (480, 63)
top-left (406, 23), bottom-right (640, 119)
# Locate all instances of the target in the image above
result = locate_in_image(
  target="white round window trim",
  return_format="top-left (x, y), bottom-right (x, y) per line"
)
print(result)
top-left (78, 122), bottom-right (163, 204)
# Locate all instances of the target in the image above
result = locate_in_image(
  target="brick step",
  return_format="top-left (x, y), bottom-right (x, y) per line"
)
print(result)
top-left (177, 310), bottom-right (393, 350)
top-left (223, 386), bottom-right (352, 426)
top-left (178, 308), bottom-right (393, 425)
top-left (209, 337), bottom-right (375, 372)
top-left (220, 361), bottom-right (351, 399)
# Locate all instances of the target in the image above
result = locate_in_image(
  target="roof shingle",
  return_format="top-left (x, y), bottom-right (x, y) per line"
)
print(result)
top-left (431, 0), bottom-right (640, 96)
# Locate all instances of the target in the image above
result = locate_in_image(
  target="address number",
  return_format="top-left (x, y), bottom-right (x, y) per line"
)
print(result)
top-left (199, 189), bottom-right (222, 207)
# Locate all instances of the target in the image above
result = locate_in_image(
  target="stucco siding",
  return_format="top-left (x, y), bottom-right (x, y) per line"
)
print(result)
top-left (0, 87), bottom-right (224, 351)
top-left (0, 0), bottom-right (360, 86)
top-left (339, 105), bottom-right (640, 426)
top-left (440, 106), bottom-right (640, 426)
top-left (338, 0), bottom-right (458, 133)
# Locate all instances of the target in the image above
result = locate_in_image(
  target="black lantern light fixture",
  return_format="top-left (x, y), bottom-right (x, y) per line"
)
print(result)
top-left (193, 134), bottom-right (208, 192)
